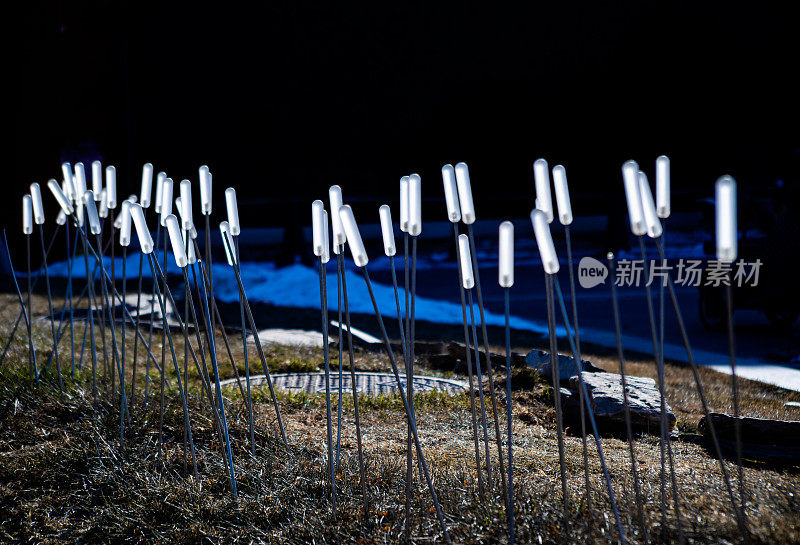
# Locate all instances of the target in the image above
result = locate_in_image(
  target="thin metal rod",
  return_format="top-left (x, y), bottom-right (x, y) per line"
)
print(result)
top-left (608, 255), bottom-right (649, 544)
top-left (638, 236), bottom-right (685, 542)
top-left (38, 225), bottom-right (63, 395)
top-left (544, 273), bottom-right (569, 512)
top-left (553, 277), bottom-right (626, 544)
top-left (407, 235), bottom-right (418, 524)
top-left (564, 225), bottom-right (591, 504)
top-left (26, 234), bottom-right (38, 383)
top-left (78, 227), bottom-right (99, 402)
top-left (236, 237), bottom-right (255, 456)
top-left (504, 287), bottom-right (514, 545)
top-left (144, 222), bottom-right (162, 406)
top-left (0, 224), bottom-right (61, 368)
top-left (319, 256), bottom-right (337, 509)
top-left (67, 224), bottom-right (76, 375)
top-left (362, 266), bottom-right (450, 544)
top-left (340, 257), bottom-right (369, 514)
top-left (147, 256), bottom-right (199, 480)
top-left (205, 215), bottom-right (215, 353)
top-left (96, 223), bottom-right (110, 393)
top-left (467, 288), bottom-right (493, 487)
top-left (131, 244), bottom-right (146, 410)
top-left (335, 249), bottom-right (345, 475)
top-left (1, 231), bottom-right (37, 383)
top-left (466, 224), bottom-right (508, 503)
top-left (725, 282), bottom-right (745, 513)
top-left (452, 224), bottom-right (485, 498)
top-left (121, 247), bottom-right (128, 448)
top-left (157, 233), bottom-right (168, 460)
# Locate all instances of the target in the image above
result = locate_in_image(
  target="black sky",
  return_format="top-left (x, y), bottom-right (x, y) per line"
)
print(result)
top-left (8, 1), bottom-right (799, 262)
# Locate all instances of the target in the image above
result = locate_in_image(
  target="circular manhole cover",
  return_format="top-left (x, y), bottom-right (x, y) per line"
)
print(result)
top-left (221, 372), bottom-right (468, 396)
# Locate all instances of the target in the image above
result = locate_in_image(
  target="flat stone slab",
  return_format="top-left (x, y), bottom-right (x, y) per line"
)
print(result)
top-left (568, 371), bottom-right (676, 431)
top-left (221, 372), bottom-right (468, 396)
top-left (698, 412), bottom-right (800, 465)
top-left (248, 328), bottom-right (325, 348)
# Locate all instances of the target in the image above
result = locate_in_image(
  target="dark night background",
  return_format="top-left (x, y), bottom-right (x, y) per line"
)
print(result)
top-left (8, 1), bottom-right (800, 266)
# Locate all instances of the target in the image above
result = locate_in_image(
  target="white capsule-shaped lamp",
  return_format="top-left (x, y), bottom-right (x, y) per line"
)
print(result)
top-left (400, 175), bottom-right (410, 232)
top-left (114, 195), bottom-right (136, 229)
top-left (105, 165), bottom-right (117, 210)
top-left (638, 171), bottom-right (663, 239)
top-left (458, 234), bottom-right (475, 289)
top-left (199, 165), bottom-right (212, 215)
top-left (74, 162), bottom-right (88, 201)
top-left (62, 175), bottom-right (74, 203)
top-left (379, 204), bottom-right (396, 257)
top-left (131, 203), bottom-right (154, 254)
top-left (441, 164), bottom-right (461, 223)
top-left (99, 189), bottom-right (109, 218)
top-left (656, 155), bottom-right (670, 219)
top-left (160, 178), bottom-right (173, 226)
top-left (408, 173), bottom-right (422, 236)
top-left (219, 221), bottom-right (236, 266)
top-left (57, 210), bottom-right (67, 226)
top-left (61, 163), bottom-right (73, 196)
top-left (321, 210), bottom-right (330, 264)
top-left (533, 159), bottom-right (554, 223)
top-left (154, 172), bottom-right (166, 214)
top-left (312, 199), bottom-right (326, 258)
top-left (91, 160), bottom-right (103, 200)
top-left (328, 185), bottom-right (346, 252)
top-left (119, 200), bottom-right (132, 247)
top-left (622, 160), bottom-right (646, 236)
top-left (454, 162), bottom-right (476, 224)
top-left (531, 208), bottom-right (559, 274)
top-left (225, 187), bottom-right (240, 236)
top-left (339, 205), bottom-right (368, 267)
top-left (49, 179), bottom-right (73, 215)
top-left (22, 195), bottom-right (33, 235)
top-left (499, 220), bottom-right (514, 288)
top-left (715, 175), bottom-right (737, 262)
top-left (30, 183), bottom-right (45, 225)
top-left (180, 180), bottom-right (194, 230)
top-left (552, 165), bottom-right (573, 226)
top-left (165, 214), bottom-right (188, 268)
top-left (82, 191), bottom-right (102, 234)
top-left (186, 232), bottom-right (198, 264)
top-left (140, 163), bottom-right (153, 208)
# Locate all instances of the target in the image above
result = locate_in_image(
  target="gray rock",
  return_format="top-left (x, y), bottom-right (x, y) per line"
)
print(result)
top-left (698, 412), bottom-right (800, 465)
top-left (526, 349), bottom-right (602, 385)
top-left (568, 371), bottom-right (676, 432)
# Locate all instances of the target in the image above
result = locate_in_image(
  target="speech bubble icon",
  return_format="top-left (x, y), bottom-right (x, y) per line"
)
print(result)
top-left (578, 256), bottom-right (608, 288)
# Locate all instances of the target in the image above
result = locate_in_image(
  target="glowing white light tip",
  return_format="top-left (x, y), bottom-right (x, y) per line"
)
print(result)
top-left (379, 204), bottom-right (396, 257)
top-left (220, 221), bottom-right (237, 266)
top-left (225, 187), bottom-right (240, 236)
top-left (99, 189), bottom-right (109, 218)
top-left (105, 166), bottom-right (117, 209)
top-left (321, 210), bottom-right (330, 264)
top-left (638, 171), bottom-right (662, 239)
top-left (180, 180), bottom-right (193, 230)
top-left (154, 172), bottom-right (166, 213)
top-left (312, 200), bottom-right (327, 258)
top-left (131, 204), bottom-right (154, 254)
top-left (499, 221), bottom-right (514, 288)
top-left (119, 200), bottom-right (132, 247)
top-left (29, 183), bottom-right (45, 225)
top-left (533, 159), bottom-right (554, 223)
top-left (458, 234), bottom-right (474, 289)
top-left (454, 162), bottom-right (476, 224)
top-left (160, 178), bottom-right (173, 226)
top-left (61, 163), bottom-right (73, 196)
top-left (165, 215), bottom-right (188, 268)
top-left (199, 165), bottom-right (212, 215)
top-left (91, 161), bottom-right (103, 200)
top-left (408, 173), bottom-right (422, 236)
top-left (715, 175), bottom-right (737, 262)
top-left (82, 191), bottom-right (102, 235)
top-left (441, 164), bottom-right (461, 223)
top-left (400, 176), bottom-right (410, 232)
top-left (74, 162), bottom-right (88, 201)
top-left (339, 205), bottom-right (368, 267)
top-left (140, 163), bottom-right (153, 208)
top-left (22, 195), bottom-right (33, 234)
top-left (622, 160), bottom-right (646, 236)
top-left (656, 155), bottom-right (670, 219)
top-left (531, 209), bottom-right (559, 274)
top-left (552, 165), bottom-right (573, 226)
top-left (56, 210), bottom-right (67, 225)
top-left (328, 185), bottom-right (346, 251)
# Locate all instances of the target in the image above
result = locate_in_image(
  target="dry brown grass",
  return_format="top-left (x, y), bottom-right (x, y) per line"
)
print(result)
top-left (1, 292), bottom-right (799, 544)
